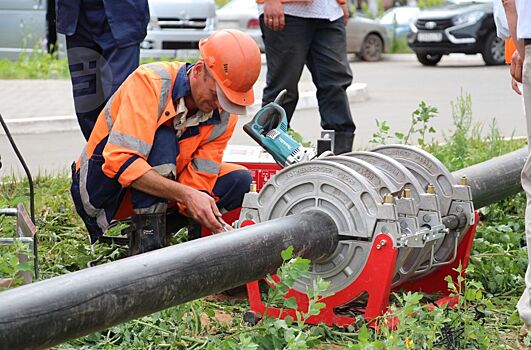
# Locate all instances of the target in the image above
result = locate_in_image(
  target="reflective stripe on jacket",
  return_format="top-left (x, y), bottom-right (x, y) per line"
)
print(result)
top-left (75, 61), bottom-right (238, 222)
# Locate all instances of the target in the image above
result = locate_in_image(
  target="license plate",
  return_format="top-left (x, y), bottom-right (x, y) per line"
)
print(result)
top-left (417, 32), bottom-right (443, 42)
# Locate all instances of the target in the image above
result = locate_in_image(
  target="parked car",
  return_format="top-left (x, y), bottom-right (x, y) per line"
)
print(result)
top-left (0, 0), bottom-right (62, 59)
top-left (347, 14), bottom-right (389, 61)
top-left (407, 0), bottom-right (504, 66)
top-left (217, 0), bottom-right (388, 61)
top-left (141, 0), bottom-right (217, 58)
top-left (217, 0), bottom-right (264, 51)
top-left (379, 6), bottom-right (420, 39)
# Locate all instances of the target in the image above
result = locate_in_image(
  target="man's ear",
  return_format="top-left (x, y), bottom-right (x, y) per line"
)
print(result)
top-left (194, 60), bottom-right (206, 77)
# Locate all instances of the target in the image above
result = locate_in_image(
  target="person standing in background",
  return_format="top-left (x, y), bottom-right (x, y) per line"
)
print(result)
top-left (496, 0), bottom-right (531, 339)
top-left (258, 0), bottom-right (356, 154)
top-left (56, 0), bottom-right (150, 140)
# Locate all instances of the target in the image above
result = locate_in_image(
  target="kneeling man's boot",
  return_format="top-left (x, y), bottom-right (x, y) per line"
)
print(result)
top-left (129, 213), bottom-right (168, 256)
top-left (333, 131), bottom-right (355, 155)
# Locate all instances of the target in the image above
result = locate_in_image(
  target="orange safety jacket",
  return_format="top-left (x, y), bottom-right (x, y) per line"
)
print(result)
top-left (75, 61), bottom-right (241, 222)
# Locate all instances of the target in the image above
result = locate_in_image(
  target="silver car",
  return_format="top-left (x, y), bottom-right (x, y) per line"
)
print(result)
top-left (217, 0), bottom-right (389, 61)
top-left (216, 0), bottom-right (264, 51)
top-left (0, 0), bottom-right (49, 59)
top-left (141, 0), bottom-right (217, 59)
top-left (346, 14), bottom-right (389, 61)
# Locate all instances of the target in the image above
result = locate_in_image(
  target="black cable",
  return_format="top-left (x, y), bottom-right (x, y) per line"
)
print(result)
top-left (0, 113), bottom-right (39, 279)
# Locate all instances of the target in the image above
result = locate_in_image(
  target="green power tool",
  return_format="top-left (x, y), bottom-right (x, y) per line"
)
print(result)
top-left (243, 90), bottom-right (310, 168)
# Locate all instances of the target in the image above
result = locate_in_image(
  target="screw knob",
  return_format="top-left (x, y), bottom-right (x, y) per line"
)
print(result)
top-left (250, 181), bottom-right (257, 193)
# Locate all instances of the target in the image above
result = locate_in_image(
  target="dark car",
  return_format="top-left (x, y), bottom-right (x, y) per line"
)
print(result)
top-left (407, 0), bottom-right (504, 66)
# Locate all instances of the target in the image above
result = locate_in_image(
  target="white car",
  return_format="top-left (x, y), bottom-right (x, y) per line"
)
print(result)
top-left (141, 0), bottom-right (217, 59)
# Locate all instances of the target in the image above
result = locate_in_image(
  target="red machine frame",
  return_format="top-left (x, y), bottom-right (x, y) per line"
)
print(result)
top-left (210, 161), bottom-right (479, 326)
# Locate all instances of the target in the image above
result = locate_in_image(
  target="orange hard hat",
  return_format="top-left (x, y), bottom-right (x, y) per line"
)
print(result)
top-left (199, 29), bottom-right (261, 114)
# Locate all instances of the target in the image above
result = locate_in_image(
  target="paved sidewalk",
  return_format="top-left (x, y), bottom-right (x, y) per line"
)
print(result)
top-left (0, 62), bottom-right (368, 135)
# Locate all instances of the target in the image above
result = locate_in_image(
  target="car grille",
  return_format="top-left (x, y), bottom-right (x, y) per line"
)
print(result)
top-left (416, 19), bottom-right (454, 30)
top-left (162, 41), bottom-right (199, 50)
top-left (158, 18), bottom-right (208, 30)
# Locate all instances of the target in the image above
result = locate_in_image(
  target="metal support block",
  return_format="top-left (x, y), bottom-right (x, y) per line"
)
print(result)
top-left (0, 204), bottom-right (37, 285)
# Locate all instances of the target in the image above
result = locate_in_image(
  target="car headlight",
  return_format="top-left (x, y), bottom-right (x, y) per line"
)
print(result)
top-left (409, 22), bottom-right (418, 33)
top-left (147, 17), bottom-right (160, 31)
top-left (452, 11), bottom-right (483, 26)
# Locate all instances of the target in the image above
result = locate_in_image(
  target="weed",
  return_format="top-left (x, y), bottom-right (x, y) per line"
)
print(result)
top-left (0, 239), bottom-right (33, 289)
top-left (370, 100), bottom-right (437, 146)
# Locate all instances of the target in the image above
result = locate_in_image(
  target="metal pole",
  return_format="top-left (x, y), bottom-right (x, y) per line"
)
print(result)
top-left (452, 146), bottom-right (528, 209)
top-left (0, 211), bottom-right (338, 350)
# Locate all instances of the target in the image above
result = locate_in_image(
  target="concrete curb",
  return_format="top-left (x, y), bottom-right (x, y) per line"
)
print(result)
top-left (2, 83), bottom-right (368, 135)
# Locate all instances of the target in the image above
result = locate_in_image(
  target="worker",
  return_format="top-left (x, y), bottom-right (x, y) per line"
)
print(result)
top-left (257, 0), bottom-right (356, 154)
top-left (70, 30), bottom-right (262, 255)
top-left (496, 0), bottom-right (531, 340)
top-left (56, 0), bottom-right (150, 140)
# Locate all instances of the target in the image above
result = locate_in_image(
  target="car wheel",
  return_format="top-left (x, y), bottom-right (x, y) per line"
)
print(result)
top-left (415, 53), bottom-right (442, 66)
top-left (359, 34), bottom-right (384, 62)
top-left (482, 31), bottom-right (505, 66)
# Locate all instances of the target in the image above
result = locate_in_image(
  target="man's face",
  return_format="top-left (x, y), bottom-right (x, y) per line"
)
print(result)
top-left (191, 62), bottom-right (220, 113)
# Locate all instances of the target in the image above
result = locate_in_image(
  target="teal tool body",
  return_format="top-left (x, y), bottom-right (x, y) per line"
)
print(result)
top-left (243, 90), bottom-right (308, 168)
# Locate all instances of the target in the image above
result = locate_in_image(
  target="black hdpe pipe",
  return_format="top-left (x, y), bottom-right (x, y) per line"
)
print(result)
top-left (452, 146), bottom-right (528, 209)
top-left (0, 211), bottom-right (338, 350)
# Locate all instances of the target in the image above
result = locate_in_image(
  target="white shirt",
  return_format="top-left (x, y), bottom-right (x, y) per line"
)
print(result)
top-left (173, 98), bottom-right (213, 138)
top-left (258, 0), bottom-right (343, 21)
top-left (516, 0), bottom-right (531, 39)
top-left (493, 0), bottom-right (510, 40)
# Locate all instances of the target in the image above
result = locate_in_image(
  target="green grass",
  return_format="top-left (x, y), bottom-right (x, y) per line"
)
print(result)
top-left (1, 92), bottom-right (530, 349)
top-left (0, 53), bottom-right (199, 80)
top-left (0, 52), bottom-right (70, 79)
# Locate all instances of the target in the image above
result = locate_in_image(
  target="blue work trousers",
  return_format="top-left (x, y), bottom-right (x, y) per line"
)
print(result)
top-left (66, 0), bottom-right (141, 140)
top-left (260, 15), bottom-right (355, 133)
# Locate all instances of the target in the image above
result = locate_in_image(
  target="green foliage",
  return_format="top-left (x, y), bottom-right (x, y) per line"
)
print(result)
top-left (418, 0), bottom-right (445, 9)
top-left (0, 51), bottom-right (70, 79)
top-left (288, 128), bottom-right (313, 147)
top-left (427, 91), bottom-right (525, 171)
top-left (229, 247), bottom-right (332, 349)
top-left (389, 36), bottom-right (412, 54)
top-left (370, 100), bottom-right (437, 146)
top-left (0, 239), bottom-right (33, 289)
top-left (345, 266), bottom-right (498, 349)
top-left (360, 0), bottom-right (385, 19)
top-left (215, 0), bottom-right (232, 8)
top-left (388, 15), bottom-right (413, 54)
top-left (469, 193), bottom-right (528, 295)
